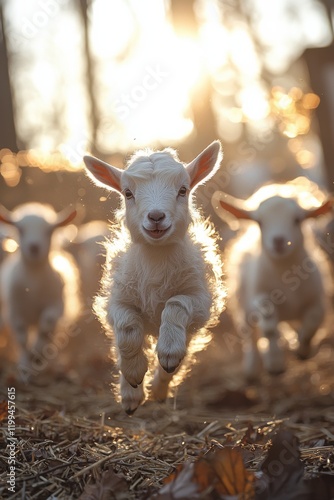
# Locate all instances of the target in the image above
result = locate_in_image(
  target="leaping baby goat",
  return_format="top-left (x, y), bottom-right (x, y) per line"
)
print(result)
top-left (84, 141), bottom-right (225, 414)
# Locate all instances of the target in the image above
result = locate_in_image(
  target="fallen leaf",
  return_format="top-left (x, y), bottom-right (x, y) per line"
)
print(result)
top-left (206, 446), bottom-right (255, 498)
top-left (155, 462), bottom-right (205, 499)
top-left (78, 468), bottom-right (129, 500)
top-left (257, 429), bottom-right (310, 500)
top-left (159, 446), bottom-right (255, 499)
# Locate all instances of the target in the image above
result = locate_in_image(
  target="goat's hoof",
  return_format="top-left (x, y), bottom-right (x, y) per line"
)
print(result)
top-left (125, 407), bottom-right (137, 416)
top-left (296, 343), bottom-right (312, 360)
top-left (164, 365), bottom-right (178, 374)
top-left (125, 376), bottom-right (144, 389)
top-left (159, 358), bottom-right (181, 373)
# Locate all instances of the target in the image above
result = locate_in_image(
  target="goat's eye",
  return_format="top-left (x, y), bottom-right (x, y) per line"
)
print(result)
top-left (178, 186), bottom-right (187, 197)
top-left (294, 217), bottom-right (301, 225)
top-left (124, 189), bottom-right (134, 200)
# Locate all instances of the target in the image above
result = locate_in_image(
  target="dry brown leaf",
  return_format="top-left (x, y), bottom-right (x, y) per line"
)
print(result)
top-left (155, 462), bottom-right (205, 499)
top-left (193, 459), bottom-right (218, 494)
top-left (206, 446), bottom-right (255, 498)
top-left (160, 446), bottom-right (255, 499)
top-left (257, 429), bottom-right (310, 500)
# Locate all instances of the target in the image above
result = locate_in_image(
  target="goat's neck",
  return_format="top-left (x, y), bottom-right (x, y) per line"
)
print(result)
top-left (135, 237), bottom-right (190, 261)
top-left (262, 245), bottom-right (309, 270)
top-left (21, 255), bottom-right (52, 273)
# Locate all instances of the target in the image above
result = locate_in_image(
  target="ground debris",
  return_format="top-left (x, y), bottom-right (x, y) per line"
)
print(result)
top-left (1, 330), bottom-right (334, 498)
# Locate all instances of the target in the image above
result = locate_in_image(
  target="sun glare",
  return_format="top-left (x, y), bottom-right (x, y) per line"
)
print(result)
top-left (3, 0), bottom-right (327, 176)
top-left (239, 85), bottom-right (270, 121)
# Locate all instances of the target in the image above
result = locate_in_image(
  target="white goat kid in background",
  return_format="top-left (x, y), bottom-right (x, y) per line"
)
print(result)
top-left (212, 184), bottom-right (332, 380)
top-left (84, 141), bottom-right (225, 414)
top-left (0, 203), bottom-right (79, 376)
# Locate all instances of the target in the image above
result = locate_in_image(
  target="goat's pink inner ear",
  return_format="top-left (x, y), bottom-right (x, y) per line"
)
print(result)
top-left (304, 200), bottom-right (333, 219)
top-left (84, 156), bottom-right (122, 193)
top-left (56, 209), bottom-right (77, 227)
top-left (93, 163), bottom-right (120, 191)
top-left (187, 141), bottom-right (222, 189)
top-left (219, 199), bottom-right (252, 220)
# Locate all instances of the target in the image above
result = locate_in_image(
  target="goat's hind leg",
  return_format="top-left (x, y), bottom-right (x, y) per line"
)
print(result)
top-left (120, 374), bottom-right (145, 415)
top-left (150, 363), bottom-right (180, 402)
top-left (297, 303), bottom-right (325, 359)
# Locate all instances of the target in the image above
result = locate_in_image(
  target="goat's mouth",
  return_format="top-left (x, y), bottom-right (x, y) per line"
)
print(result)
top-left (143, 226), bottom-right (171, 240)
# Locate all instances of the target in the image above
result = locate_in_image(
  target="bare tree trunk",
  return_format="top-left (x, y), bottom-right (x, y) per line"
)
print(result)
top-left (304, 44), bottom-right (334, 191)
top-left (0, 2), bottom-right (17, 151)
top-left (169, 0), bottom-right (218, 157)
top-left (78, 0), bottom-right (99, 155)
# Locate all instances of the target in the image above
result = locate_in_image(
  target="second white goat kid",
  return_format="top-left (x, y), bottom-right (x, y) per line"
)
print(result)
top-left (84, 141), bottom-right (225, 414)
top-left (212, 184), bottom-right (332, 380)
top-left (0, 203), bottom-right (79, 376)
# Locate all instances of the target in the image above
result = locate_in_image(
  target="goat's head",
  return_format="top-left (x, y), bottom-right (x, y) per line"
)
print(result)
top-left (0, 203), bottom-right (77, 264)
top-left (212, 191), bottom-right (332, 259)
top-left (84, 141), bottom-right (222, 245)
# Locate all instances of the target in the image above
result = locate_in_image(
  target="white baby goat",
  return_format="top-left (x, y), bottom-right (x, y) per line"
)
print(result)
top-left (0, 203), bottom-right (79, 377)
top-left (84, 141), bottom-right (225, 414)
top-left (212, 184), bottom-right (332, 380)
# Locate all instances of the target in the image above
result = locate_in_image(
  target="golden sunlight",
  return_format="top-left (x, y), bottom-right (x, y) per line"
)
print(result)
top-left (2, 0), bottom-right (328, 181)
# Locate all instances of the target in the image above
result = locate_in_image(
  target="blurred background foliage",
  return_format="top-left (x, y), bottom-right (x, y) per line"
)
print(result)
top-left (1, 0), bottom-right (334, 221)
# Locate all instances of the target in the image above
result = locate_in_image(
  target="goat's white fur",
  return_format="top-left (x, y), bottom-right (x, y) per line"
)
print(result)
top-left (0, 203), bottom-right (80, 376)
top-left (84, 141), bottom-right (225, 413)
top-left (212, 181), bottom-right (332, 380)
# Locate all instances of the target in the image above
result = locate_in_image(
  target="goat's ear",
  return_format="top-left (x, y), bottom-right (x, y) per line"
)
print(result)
top-left (304, 199), bottom-right (333, 219)
top-left (186, 141), bottom-right (222, 190)
top-left (55, 207), bottom-right (77, 227)
top-left (0, 205), bottom-right (14, 225)
top-left (84, 155), bottom-right (123, 193)
top-left (212, 191), bottom-right (254, 220)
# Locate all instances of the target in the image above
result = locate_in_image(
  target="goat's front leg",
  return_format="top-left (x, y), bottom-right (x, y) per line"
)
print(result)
top-left (157, 295), bottom-right (194, 374)
top-left (297, 302), bottom-right (325, 359)
top-left (33, 304), bottom-right (63, 357)
top-left (110, 304), bottom-right (148, 389)
top-left (255, 296), bottom-right (285, 375)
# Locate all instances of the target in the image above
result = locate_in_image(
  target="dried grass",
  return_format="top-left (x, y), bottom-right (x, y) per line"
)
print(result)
top-left (1, 318), bottom-right (334, 499)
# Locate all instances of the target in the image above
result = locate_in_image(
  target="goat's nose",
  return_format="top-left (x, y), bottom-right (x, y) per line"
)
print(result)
top-left (29, 243), bottom-right (40, 256)
top-left (148, 211), bottom-right (166, 223)
top-left (273, 236), bottom-right (286, 252)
